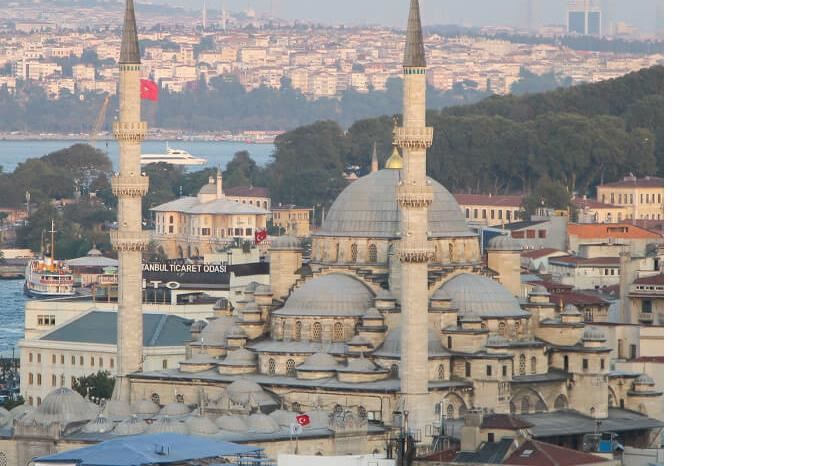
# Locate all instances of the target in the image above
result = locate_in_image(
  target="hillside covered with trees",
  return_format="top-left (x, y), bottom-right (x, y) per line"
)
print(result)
top-left (266, 65), bottom-right (663, 212)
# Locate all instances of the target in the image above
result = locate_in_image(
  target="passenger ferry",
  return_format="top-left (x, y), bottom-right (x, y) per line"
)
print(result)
top-left (23, 221), bottom-right (75, 298)
top-left (140, 144), bottom-right (208, 166)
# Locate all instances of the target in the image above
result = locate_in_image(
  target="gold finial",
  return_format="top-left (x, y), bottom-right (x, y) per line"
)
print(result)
top-left (385, 145), bottom-right (403, 169)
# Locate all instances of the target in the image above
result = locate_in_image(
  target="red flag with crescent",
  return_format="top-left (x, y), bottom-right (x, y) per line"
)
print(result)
top-left (296, 414), bottom-right (310, 426)
top-left (140, 79), bottom-right (159, 101)
top-left (254, 228), bottom-right (267, 244)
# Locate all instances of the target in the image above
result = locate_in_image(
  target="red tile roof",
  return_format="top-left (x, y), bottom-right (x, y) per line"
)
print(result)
top-left (599, 175), bottom-right (663, 189)
top-left (634, 274), bottom-right (663, 285)
top-left (224, 186), bottom-right (270, 198)
top-left (480, 413), bottom-right (534, 430)
top-left (454, 193), bottom-right (524, 208)
top-left (521, 248), bottom-right (565, 259)
top-left (505, 439), bottom-right (609, 466)
top-left (568, 223), bottom-right (663, 240)
top-left (548, 256), bottom-right (620, 267)
top-left (549, 292), bottom-right (609, 306)
top-left (630, 356), bottom-right (664, 363)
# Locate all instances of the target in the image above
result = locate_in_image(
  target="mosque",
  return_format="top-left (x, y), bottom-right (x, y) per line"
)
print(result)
top-left (0, 1), bottom-right (662, 464)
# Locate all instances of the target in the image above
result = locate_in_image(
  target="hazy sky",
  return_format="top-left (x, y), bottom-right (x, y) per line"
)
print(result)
top-left (164, 0), bottom-right (662, 33)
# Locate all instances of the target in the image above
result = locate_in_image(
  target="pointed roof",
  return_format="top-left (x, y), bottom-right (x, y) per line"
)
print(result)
top-left (120, 0), bottom-right (141, 64)
top-left (403, 0), bottom-right (426, 68)
top-left (385, 145), bottom-right (403, 169)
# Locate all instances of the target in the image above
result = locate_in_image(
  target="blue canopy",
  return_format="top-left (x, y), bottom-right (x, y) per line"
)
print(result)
top-left (35, 433), bottom-right (261, 466)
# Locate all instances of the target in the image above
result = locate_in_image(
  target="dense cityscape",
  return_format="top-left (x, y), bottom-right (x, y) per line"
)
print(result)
top-left (0, 1), bottom-right (667, 466)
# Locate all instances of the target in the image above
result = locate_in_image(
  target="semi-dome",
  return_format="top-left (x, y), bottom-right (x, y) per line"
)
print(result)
top-left (248, 412), bottom-right (279, 433)
top-left (30, 388), bottom-right (97, 426)
top-left (583, 327), bottom-right (607, 342)
top-left (159, 402), bottom-right (191, 416)
top-left (279, 274), bottom-right (374, 317)
top-left (186, 414), bottom-right (220, 435)
top-left (316, 169), bottom-right (474, 238)
top-left (438, 273), bottom-right (529, 318)
top-left (147, 415), bottom-right (189, 434)
top-left (82, 414), bottom-right (115, 433)
top-left (113, 415), bottom-right (147, 436)
top-left (132, 399), bottom-right (160, 416)
top-left (373, 327), bottom-right (451, 358)
top-left (216, 414), bottom-right (248, 432)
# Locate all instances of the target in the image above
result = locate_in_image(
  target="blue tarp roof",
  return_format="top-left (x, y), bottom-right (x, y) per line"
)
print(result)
top-left (35, 433), bottom-right (261, 466)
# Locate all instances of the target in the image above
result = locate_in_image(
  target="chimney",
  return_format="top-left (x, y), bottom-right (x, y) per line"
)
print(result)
top-left (460, 409), bottom-right (483, 452)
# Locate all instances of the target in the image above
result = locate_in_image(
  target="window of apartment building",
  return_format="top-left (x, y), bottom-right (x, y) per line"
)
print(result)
top-left (28, 373), bottom-right (33, 384)
top-left (465, 208), bottom-right (470, 218)
top-left (526, 230), bottom-right (536, 239)
top-left (51, 354), bottom-right (56, 364)
top-left (539, 230), bottom-right (546, 238)
top-left (498, 210), bottom-right (503, 219)
top-left (506, 210), bottom-right (512, 221)
top-left (168, 225), bottom-right (174, 233)
top-left (486, 365), bottom-right (492, 376)
top-left (642, 300), bottom-right (653, 313)
top-left (201, 228), bottom-right (210, 236)
top-left (512, 231), bottom-right (524, 239)
top-left (37, 315), bottom-right (56, 326)
top-left (36, 374), bottom-right (41, 386)
top-left (71, 356), bottom-right (75, 365)
top-left (640, 194), bottom-right (644, 203)
top-left (658, 194), bottom-right (662, 203)
top-left (90, 357), bottom-right (94, 367)
top-left (601, 358), bottom-right (605, 370)
top-left (234, 228), bottom-right (243, 236)
top-left (61, 355), bottom-right (64, 364)
top-left (37, 353), bottom-right (41, 363)
top-left (610, 193), bottom-right (615, 204)
top-left (465, 361), bottom-right (471, 377)
top-left (36, 397), bottom-right (41, 406)
top-left (51, 374), bottom-right (56, 386)
top-left (629, 344), bottom-right (637, 359)
top-left (60, 375), bottom-right (65, 387)
top-left (245, 228), bottom-right (253, 236)
top-left (482, 209), bottom-right (487, 219)
top-left (110, 358), bottom-right (114, 369)
top-left (79, 356), bottom-right (84, 366)
top-left (162, 360), bottom-right (168, 369)
top-left (28, 353), bottom-right (32, 363)
top-left (99, 357), bottom-right (103, 367)
top-left (474, 209), bottom-right (478, 218)
top-left (582, 358), bottom-right (589, 371)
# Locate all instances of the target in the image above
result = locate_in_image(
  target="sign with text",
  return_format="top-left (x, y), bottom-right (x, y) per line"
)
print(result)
top-left (141, 262), bottom-right (230, 291)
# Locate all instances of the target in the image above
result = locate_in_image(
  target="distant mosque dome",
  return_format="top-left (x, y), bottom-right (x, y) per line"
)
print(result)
top-left (438, 273), bottom-right (529, 318)
top-left (316, 169), bottom-right (474, 239)
top-left (487, 235), bottom-right (522, 251)
top-left (114, 415), bottom-right (147, 436)
top-left (159, 402), bottom-right (191, 416)
top-left (278, 273), bottom-right (374, 317)
top-left (216, 414), bottom-right (248, 432)
top-left (635, 374), bottom-right (656, 386)
top-left (185, 414), bottom-right (220, 435)
top-left (29, 388), bottom-right (98, 426)
top-left (147, 415), bottom-right (189, 434)
top-left (248, 412), bottom-right (279, 433)
top-left (82, 414), bottom-right (115, 433)
top-left (199, 316), bottom-right (238, 346)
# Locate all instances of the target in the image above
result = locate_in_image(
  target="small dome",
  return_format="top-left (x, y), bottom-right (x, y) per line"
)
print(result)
top-left (298, 352), bottom-right (340, 371)
top-left (530, 285), bottom-right (549, 295)
top-left (271, 235), bottom-right (302, 249)
top-left (279, 274), bottom-right (374, 317)
top-left (216, 414), bottom-right (248, 432)
top-left (190, 320), bottom-right (208, 332)
top-left (227, 325), bottom-right (248, 338)
top-left (226, 379), bottom-right (272, 405)
top-left (342, 355), bottom-right (383, 373)
top-left (248, 413), bottom-right (278, 433)
top-left (186, 414), bottom-right (220, 435)
top-left (269, 409), bottom-right (296, 427)
top-left (131, 399), bottom-right (160, 416)
top-left (222, 348), bottom-right (257, 366)
top-left (31, 387), bottom-right (97, 426)
top-left (385, 145), bottom-right (403, 169)
top-left (0, 407), bottom-right (11, 426)
top-left (363, 307), bottom-right (383, 319)
top-left (487, 235), bottom-right (522, 251)
top-left (87, 247), bottom-right (102, 256)
top-left (199, 316), bottom-right (238, 346)
top-left (114, 415), bottom-right (147, 436)
top-left (635, 374), bottom-right (656, 386)
top-left (159, 402), bottom-right (191, 416)
top-left (213, 298), bottom-right (232, 311)
top-left (10, 404), bottom-right (32, 419)
top-left (103, 399), bottom-right (132, 417)
top-left (562, 304), bottom-right (582, 316)
top-left (438, 273), bottom-right (528, 318)
top-left (147, 415), bottom-right (189, 434)
top-left (583, 327), bottom-right (607, 342)
top-left (82, 414), bottom-right (115, 433)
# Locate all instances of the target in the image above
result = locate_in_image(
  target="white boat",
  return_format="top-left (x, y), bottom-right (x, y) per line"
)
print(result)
top-left (23, 220), bottom-right (75, 298)
top-left (140, 144), bottom-right (208, 166)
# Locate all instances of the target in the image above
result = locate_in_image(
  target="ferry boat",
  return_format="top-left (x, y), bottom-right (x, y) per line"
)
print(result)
top-left (140, 144), bottom-right (207, 166)
top-left (23, 221), bottom-right (75, 298)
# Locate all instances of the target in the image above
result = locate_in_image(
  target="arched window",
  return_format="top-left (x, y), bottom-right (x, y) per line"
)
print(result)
top-left (520, 397), bottom-right (530, 414)
top-left (350, 243), bottom-right (358, 262)
top-left (169, 215), bottom-right (174, 224)
top-left (312, 322), bottom-right (322, 342)
top-left (294, 320), bottom-right (302, 340)
top-left (292, 401), bottom-right (301, 412)
top-left (498, 321), bottom-right (506, 336)
top-left (519, 354), bottom-right (526, 375)
top-left (515, 320), bottom-right (521, 335)
top-left (465, 208), bottom-right (470, 218)
top-left (368, 244), bottom-right (378, 262)
top-left (333, 322), bottom-right (344, 342)
top-left (465, 361), bottom-right (471, 377)
top-left (268, 358), bottom-right (276, 376)
top-left (286, 359), bottom-right (296, 376)
top-left (530, 356), bottom-right (537, 374)
top-left (60, 375), bottom-right (65, 386)
top-left (358, 406), bottom-right (368, 419)
top-left (334, 243), bottom-right (340, 261)
top-left (446, 404), bottom-right (455, 419)
top-left (176, 394), bottom-right (184, 403)
top-left (390, 364), bottom-right (399, 378)
top-left (36, 397), bottom-right (41, 406)
top-left (448, 243), bottom-right (455, 262)
top-left (151, 393), bottom-right (160, 404)
top-left (554, 394), bottom-right (568, 409)
top-left (51, 374), bottom-right (56, 386)
top-left (437, 364), bottom-right (445, 380)
top-left (563, 355), bottom-right (569, 372)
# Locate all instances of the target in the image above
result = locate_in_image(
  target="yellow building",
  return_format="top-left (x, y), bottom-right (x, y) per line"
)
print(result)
top-left (454, 193), bottom-right (524, 226)
top-left (596, 174), bottom-right (664, 221)
top-left (225, 185), bottom-right (271, 210)
top-left (151, 171), bottom-right (269, 258)
top-left (272, 204), bottom-right (313, 237)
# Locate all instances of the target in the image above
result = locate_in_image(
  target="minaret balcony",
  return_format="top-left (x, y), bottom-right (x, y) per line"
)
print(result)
top-left (113, 120), bottom-right (147, 143)
top-left (396, 182), bottom-right (434, 208)
top-left (111, 174), bottom-right (149, 197)
top-left (398, 240), bottom-right (434, 263)
top-left (110, 230), bottom-right (151, 252)
top-left (393, 126), bottom-right (433, 149)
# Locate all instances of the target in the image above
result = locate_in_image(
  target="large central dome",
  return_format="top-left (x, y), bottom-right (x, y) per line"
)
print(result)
top-left (317, 169), bottom-right (474, 238)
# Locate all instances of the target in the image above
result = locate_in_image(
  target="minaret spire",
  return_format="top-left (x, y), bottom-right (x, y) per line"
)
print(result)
top-left (370, 142), bottom-right (379, 173)
top-left (120, 0), bottom-right (141, 64)
top-left (396, 0), bottom-right (434, 441)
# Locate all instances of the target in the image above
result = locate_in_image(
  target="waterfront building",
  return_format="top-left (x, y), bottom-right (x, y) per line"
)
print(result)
top-left (150, 171), bottom-right (269, 259)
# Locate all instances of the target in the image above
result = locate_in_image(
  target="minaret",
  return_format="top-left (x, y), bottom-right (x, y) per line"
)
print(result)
top-left (110, 0), bottom-right (149, 400)
top-left (395, 0), bottom-right (434, 437)
top-left (202, 0), bottom-right (207, 31)
top-left (370, 142), bottom-right (379, 173)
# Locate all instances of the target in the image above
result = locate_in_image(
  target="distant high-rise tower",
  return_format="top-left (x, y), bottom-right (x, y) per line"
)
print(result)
top-left (202, 0), bottom-right (207, 31)
top-left (526, 0), bottom-right (540, 32)
top-left (567, 0), bottom-right (602, 36)
top-left (395, 0), bottom-right (435, 437)
top-left (221, 1), bottom-right (227, 31)
top-left (111, 0), bottom-right (149, 400)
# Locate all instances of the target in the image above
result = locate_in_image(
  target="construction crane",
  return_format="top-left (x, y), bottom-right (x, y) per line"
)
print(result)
top-left (89, 94), bottom-right (110, 145)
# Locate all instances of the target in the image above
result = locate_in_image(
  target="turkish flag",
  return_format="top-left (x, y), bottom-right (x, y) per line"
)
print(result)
top-left (254, 229), bottom-right (267, 244)
top-left (296, 414), bottom-right (310, 426)
top-left (140, 79), bottom-right (159, 101)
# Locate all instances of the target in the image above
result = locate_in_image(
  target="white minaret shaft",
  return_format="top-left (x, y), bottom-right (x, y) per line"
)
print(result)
top-left (111, 0), bottom-right (149, 401)
top-left (202, 0), bottom-right (207, 31)
top-left (395, 0), bottom-right (434, 437)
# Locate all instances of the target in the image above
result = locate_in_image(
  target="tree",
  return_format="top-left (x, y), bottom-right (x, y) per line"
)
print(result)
top-left (72, 370), bottom-right (116, 400)
top-left (223, 151), bottom-right (258, 188)
top-left (522, 176), bottom-right (571, 218)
